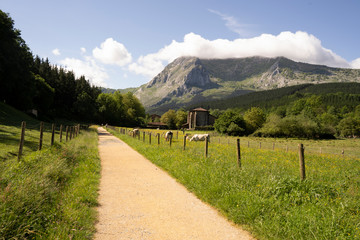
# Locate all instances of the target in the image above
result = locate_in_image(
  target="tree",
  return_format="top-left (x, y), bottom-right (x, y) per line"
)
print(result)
top-left (175, 110), bottom-right (187, 129)
top-left (0, 10), bottom-right (34, 109)
top-left (96, 91), bottom-right (145, 127)
top-left (32, 74), bottom-right (54, 114)
top-left (73, 91), bottom-right (97, 121)
top-left (96, 93), bottom-right (118, 125)
top-left (214, 109), bottom-right (246, 136)
top-left (337, 116), bottom-right (360, 137)
top-left (244, 107), bottom-right (266, 133)
top-left (253, 113), bottom-right (282, 137)
top-left (122, 92), bottom-right (145, 126)
top-left (161, 110), bottom-right (177, 129)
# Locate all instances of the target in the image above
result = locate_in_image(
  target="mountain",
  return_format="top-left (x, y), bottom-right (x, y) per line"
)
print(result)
top-left (134, 56), bottom-right (360, 113)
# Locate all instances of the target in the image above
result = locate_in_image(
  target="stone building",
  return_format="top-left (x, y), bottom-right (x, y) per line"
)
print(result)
top-left (187, 107), bottom-right (216, 129)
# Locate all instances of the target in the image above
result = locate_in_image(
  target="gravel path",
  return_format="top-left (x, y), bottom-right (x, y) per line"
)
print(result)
top-left (94, 127), bottom-right (254, 240)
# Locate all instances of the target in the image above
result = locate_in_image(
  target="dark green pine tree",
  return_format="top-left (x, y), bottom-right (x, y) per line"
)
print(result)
top-left (0, 10), bottom-right (34, 110)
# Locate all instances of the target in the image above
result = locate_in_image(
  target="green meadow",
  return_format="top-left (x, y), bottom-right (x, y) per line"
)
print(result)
top-left (109, 127), bottom-right (360, 240)
top-left (0, 103), bottom-right (100, 239)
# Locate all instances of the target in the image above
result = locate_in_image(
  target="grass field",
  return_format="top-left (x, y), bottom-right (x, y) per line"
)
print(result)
top-left (0, 103), bottom-right (100, 239)
top-left (108, 127), bottom-right (360, 240)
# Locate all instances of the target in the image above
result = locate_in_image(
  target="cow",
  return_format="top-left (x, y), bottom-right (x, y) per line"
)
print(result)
top-left (189, 134), bottom-right (210, 142)
top-left (132, 129), bottom-right (140, 137)
top-left (165, 131), bottom-right (173, 141)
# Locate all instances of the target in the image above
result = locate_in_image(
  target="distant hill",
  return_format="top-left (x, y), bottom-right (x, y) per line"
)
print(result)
top-left (134, 56), bottom-right (360, 114)
top-left (189, 82), bottom-right (360, 111)
top-left (101, 87), bottom-right (138, 94)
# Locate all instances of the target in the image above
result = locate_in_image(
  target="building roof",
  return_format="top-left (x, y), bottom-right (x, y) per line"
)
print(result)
top-left (190, 107), bottom-right (208, 112)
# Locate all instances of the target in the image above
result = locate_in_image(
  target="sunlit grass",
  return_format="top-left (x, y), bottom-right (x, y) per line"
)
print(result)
top-left (109, 127), bottom-right (360, 240)
top-left (0, 127), bottom-right (100, 239)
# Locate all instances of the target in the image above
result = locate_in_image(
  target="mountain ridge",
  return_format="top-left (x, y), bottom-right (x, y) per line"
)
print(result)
top-left (133, 56), bottom-right (360, 113)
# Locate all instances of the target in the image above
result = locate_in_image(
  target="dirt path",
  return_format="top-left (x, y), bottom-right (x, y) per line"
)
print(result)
top-left (94, 127), bottom-right (254, 240)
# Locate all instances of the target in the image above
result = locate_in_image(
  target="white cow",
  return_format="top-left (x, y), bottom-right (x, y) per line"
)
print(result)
top-left (165, 131), bottom-right (173, 141)
top-left (189, 134), bottom-right (210, 142)
top-left (132, 129), bottom-right (140, 137)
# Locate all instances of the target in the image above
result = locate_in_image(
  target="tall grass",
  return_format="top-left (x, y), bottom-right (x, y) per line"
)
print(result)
top-left (0, 127), bottom-right (100, 239)
top-left (109, 128), bottom-right (360, 240)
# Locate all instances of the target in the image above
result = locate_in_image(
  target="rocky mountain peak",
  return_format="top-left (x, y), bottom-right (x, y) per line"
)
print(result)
top-left (134, 56), bottom-right (360, 113)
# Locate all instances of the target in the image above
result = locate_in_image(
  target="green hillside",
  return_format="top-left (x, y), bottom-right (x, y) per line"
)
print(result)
top-left (0, 102), bottom-right (39, 126)
top-left (191, 82), bottom-right (360, 111)
top-left (100, 87), bottom-right (138, 94)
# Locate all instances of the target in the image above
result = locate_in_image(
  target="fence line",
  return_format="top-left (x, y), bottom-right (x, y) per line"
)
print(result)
top-left (109, 126), bottom-right (360, 181)
top-left (114, 127), bottom-right (355, 158)
top-left (16, 121), bottom-right (82, 160)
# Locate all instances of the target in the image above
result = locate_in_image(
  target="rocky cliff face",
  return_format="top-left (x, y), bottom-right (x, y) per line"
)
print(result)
top-left (135, 57), bottom-right (217, 108)
top-left (134, 56), bottom-right (360, 112)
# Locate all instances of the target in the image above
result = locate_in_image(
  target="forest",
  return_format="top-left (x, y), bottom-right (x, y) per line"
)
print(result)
top-left (0, 10), bottom-right (145, 127)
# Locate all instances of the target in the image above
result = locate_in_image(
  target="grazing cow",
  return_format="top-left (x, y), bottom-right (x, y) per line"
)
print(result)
top-left (132, 129), bottom-right (140, 137)
top-left (165, 131), bottom-right (173, 141)
top-left (189, 134), bottom-right (210, 142)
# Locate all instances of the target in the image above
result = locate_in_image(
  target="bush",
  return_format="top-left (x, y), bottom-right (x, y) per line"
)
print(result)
top-left (214, 109), bottom-right (246, 136)
top-left (255, 114), bottom-right (331, 139)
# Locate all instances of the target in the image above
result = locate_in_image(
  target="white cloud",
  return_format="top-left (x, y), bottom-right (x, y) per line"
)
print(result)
top-left (93, 38), bottom-right (132, 66)
top-left (59, 57), bottom-right (108, 87)
top-left (351, 58), bottom-right (360, 69)
top-left (52, 48), bottom-right (61, 56)
top-left (208, 9), bottom-right (251, 36)
top-left (129, 31), bottom-right (352, 79)
top-left (80, 47), bottom-right (86, 54)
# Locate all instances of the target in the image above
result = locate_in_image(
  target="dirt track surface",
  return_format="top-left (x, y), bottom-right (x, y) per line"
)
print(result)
top-left (94, 127), bottom-right (254, 240)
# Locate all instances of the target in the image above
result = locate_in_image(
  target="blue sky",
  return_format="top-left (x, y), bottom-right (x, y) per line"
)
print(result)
top-left (1, 0), bottom-right (360, 89)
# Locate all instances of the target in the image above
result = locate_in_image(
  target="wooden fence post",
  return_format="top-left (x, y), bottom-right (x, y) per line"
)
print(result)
top-left (66, 126), bottom-right (69, 141)
top-left (39, 122), bottom-right (44, 150)
top-left (170, 135), bottom-right (172, 147)
top-left (299, 143), bottom-right (306, 181)
top-left (259, 142), bottom-right (261, 149)
top-left (183, 135), bottom-right (186, 150)
top-left (157, 133), bottom-right (160, 145)
top-left (143, 132), bottom-right (145, 142)
top-left (176, 131), bottom-right (178, 139)
top-left (59, 125), bottom-right (63, 142)
top-left (237, 138), bottom-right (241, 168)
top-left (18, 121), bottom-right (26, 160)
top-left (51, 124), bottom-right (55, 146)
top-left (149, 133), bottom-right (151, 144)
top-left (205, 136), bottom-right (209, 158)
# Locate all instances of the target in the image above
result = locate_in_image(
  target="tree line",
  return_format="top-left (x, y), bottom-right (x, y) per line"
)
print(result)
top-left (159, 93), bottom-right (360, 139)
top-left (211, 96), bottom-right (360, 139)
top-left (0, 10), bottom-right (145, 126)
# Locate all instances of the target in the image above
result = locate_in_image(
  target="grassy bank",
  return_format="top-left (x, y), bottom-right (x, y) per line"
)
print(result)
top-left (108, 127), bottom-right (360, 240)
top-left (0, 127), bottom-right (100, 239)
